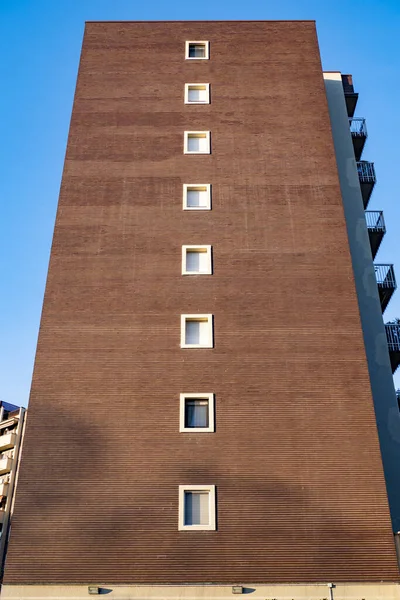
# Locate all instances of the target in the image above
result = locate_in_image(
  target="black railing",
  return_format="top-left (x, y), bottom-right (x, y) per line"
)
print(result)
top-left (366, 211), bottom-right (386, 258)
top-left (386, 324), bottom-right (400, 373)
top-left (349, 117), bottom-right (367, 137)
top-left (386, 324), bottom-right (400, 352)
top-left (375, 264), bottom-right (396, 288)
top-left (365, 211), bottom-right (385, 231)
top-left (357, 161), bottom-right (376, 208)
top-left (350, 119), bottom-right (367, 160)
top-left (357, 161), bottom-right (376, 182)
top-left (375, 265), bottom-right (396, 312)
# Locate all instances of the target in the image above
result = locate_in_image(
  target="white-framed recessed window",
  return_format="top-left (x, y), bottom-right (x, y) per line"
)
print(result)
top-left (182, 245), bottom-right (212, 275)
top-left (183, 184), bottom-right (211, 210)
top-left (178, 485), bottom-right (216, 530)
top-left (184, 83), bottom-right (210, 104)
top-left (185, 41), bottom-right (209, 60)
top-left (180, 314), bottom-right (213, 348)
top-left (179, 393), bottom-right (215, 433)
top-left (184, 131), bottom-right (210, 154)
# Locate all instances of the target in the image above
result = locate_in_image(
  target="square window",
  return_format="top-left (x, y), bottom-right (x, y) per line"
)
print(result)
top-left (184, 131), bottom-right (210, 154)
top-left (185, 83), bottom-right (210, 104)
top-left (185, 41), bottom-right (209, 60)
top-left (183, 184), bottom-right (211, 210)
top-left (181, 314), bottom-right (213, 348)
top-left (178, 485), bottom-right (216, 530)
top-left (182, 245), bottom-right (212, 275)
top-left (179, 393), bottom-right (214, 433)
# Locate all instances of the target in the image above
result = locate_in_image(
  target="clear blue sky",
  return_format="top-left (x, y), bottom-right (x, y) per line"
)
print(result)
top-left (1, 0), bottom-right (399, 406)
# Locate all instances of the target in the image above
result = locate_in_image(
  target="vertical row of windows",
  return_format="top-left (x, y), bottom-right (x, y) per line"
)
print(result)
top-left (179, 40), bottom-right (216, 531)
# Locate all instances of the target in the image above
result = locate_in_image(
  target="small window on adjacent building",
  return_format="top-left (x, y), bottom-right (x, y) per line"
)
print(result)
top-left (182, 245), bottom-right (212, 275)
top-left (185, 41), bottom-right (209, 60)
top-left (184, 131), bottom-right (210, 154)
top-left (185, 83), bottom-right (210, 104)
top-left (179, 485), bottom-right (216, 530)
top-left (183, 184), bottom-right (211, 210)
top-left (179, 393), bottom-right (214, 433)
top-left (181, 314), bottom-right (213, 348)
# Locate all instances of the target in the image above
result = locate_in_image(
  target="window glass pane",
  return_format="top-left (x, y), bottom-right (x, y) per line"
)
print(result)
top-left (188, 87), bottom-right (207, 102)
top-left (199, 320), bottom-right (209, 345)
top-left (186, 251), bottom-right (200, 272)
top-left (185, 399), bottom-right (209, 428)
top-left (188, 135), bottom-right (207, 152)
top-left (184, 491), bottom-right (209, 525)
top-left (189, 44), bottom-right (205, 58)
top-left (198, 251), bottom-right (209, 272)
top-left (185, 320), bottom-right (200, 344)
top-left (187, 188), bottom-right (207, 207)
top-left (198, 136), bottom-right (208, 152)
top-left (187, 136), bottom-right (199, 152)
top-left (185, 319), bottom-right (209, 345)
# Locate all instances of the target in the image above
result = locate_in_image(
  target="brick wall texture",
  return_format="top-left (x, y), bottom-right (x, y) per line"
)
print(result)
top-left (4, 21), bottom-right (400, 584)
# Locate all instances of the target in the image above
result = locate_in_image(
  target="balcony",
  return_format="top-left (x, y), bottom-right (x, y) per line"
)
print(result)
top-left (365, 211), bottom-right (386, 259)
top-left (0, 433), bottom-right (16, 453)
top-left (0, 457), bottom-right (12, 476)
top-left (386, 324), bottom-right (400, 374)
top-left (375, 265), bottom-right (396, 312)
top-left (357, 161), bottom-right (376, 208)
top-left (349, 118), bottom-right (367, 160)
top-left (342, 74), bottom-right (358, 118)
top-left (0, 481), bottom-right (9, 497)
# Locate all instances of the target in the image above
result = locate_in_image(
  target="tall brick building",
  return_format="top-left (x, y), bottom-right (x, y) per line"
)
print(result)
top-left (3, 20), bottom-right (400, 600)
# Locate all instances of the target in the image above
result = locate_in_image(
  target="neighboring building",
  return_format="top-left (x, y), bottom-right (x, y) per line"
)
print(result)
top-left (0, 401), bottom-right (26, 580)
top-left (2, 20), bottom-right (400, 600)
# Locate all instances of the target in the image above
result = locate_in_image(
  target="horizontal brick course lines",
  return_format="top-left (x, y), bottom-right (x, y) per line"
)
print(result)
top-left (4, 21), bottom-right (399, 585)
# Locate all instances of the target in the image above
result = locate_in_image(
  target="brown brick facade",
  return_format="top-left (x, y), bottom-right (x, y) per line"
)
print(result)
top-left (3, 21), bottom-right (399, 584)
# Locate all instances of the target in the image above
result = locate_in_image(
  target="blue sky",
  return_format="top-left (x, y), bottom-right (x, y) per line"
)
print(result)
top-left (1, 0), bottom-right (399, 406)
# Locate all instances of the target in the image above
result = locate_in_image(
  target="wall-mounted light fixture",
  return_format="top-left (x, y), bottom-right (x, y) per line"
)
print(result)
top-left (88, 587), bottom-right (99, 595)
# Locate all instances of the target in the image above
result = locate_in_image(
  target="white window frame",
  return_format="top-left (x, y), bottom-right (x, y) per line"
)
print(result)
top-left (184, 131), bottom-right (211, 155)
top-left (182, 245), bottom-right (212, 275)
top-left (184, 83), bottom-right (210, 105)
top-left (179, 393), bottom-right (215, 433)
top-left (178, 485), bottom-right (216, 531)
top-left (180, 314), bottom-right (213, 348)
top-left (183, 184), bottom-right (211, 211)
top-left (185, 41), bottom-right (209, 60)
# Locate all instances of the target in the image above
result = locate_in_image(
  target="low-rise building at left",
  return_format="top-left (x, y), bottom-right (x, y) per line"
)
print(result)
top-left (0, 402), bottom-right (26, 580)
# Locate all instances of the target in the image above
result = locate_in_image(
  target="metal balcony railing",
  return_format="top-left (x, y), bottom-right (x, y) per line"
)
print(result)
top-left (357, 161), bottom-right (376, 208)
top-left (385, 324), bottom-right (400, 373)
top-left (386, 324), bottom-right (400, 351)
top-left (349, 118), bottom-right (367, 160)
top-left (375, 265), bottom-right (396, 312)
top-left (365, 211), bottom-right (386, 258)
top-left (375, 264), bottom-right (396, 287)
top-left (349, 117), bottom-right (367, 137)
top-left (357, 160), bottom-right (376, 182)
top-left (365, 210), bottom-right (385, 231)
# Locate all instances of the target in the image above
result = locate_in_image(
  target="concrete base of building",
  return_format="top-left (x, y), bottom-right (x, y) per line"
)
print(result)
top-left (2, 583), bottom-right (400, 600)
